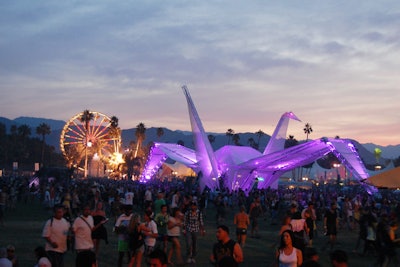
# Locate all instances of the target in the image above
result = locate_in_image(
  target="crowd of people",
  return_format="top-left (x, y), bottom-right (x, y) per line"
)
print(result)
top-left (1, 174), bottom-right (400, 266)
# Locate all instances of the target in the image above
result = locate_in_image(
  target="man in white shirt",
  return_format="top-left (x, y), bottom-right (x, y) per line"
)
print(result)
top-left (115, 205), bottom-right (133, 267)
top-left (42, 205), bottom-right (71, 267)
top-left (125, 188), bottom-right (134, 207)
top-left (72, 205), bottom-right (94, 252)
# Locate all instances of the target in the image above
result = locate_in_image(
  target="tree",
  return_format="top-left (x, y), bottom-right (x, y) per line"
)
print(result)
top-left (0, 123), bottom-right (6, 167)
top-left (255, 129), bottom-right (265, 148)
top-left (226, 129), bottom-right (234, 145)
top-left (109, 116), bottom-right (121, 154)
top-left (157, 127), bottom-right (164, 140)
top-left (248, 137), bottom-right (258, 149)
top-left (36, 123), bottom-right (51, 168)
top-left (17, 124), bottom-right (32, 162)
top-left (208, 134), bottom-right (216, 145)
top-left (303, 123), bottom-right (313, 141)
top-left (285, 135), bottom-right (299, 180)
top-left (177, 140), bottom-right (185, 146)
top-left (80, 109), bottom-right (94, 178)
top-left (284, 135), bottom-right (298, 149)
top-left (134, 122), bottom-right (146, 158)
top-left (232, 133), bottom-right (240, 145)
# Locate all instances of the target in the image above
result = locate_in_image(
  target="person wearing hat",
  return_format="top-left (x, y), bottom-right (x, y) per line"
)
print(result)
top-left (210, 225), bottom-right (243, 267)
top-left (182, 200), bottom-right (205, 264)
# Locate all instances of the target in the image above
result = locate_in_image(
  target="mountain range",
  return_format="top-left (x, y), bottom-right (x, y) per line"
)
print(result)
top-left (1, 116), bottom-right (399, 163)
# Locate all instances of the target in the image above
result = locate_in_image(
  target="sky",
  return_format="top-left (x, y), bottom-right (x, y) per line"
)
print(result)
top-left (1, 1), bottom-right (399, 146)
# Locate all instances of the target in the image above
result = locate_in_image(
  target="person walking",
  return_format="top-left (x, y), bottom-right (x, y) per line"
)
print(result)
top-left (72, 205), bottom-right (95, 251)
top-left (323, 202), bottom-right (339, 251)
top-left (128, 213), bottom-right (145, 267)
top-left (115, 205), bottom-right (133, 267)
top-left (183, 201), bottom-right (205, 264)
top-left (249, 196), bottom-right (262, 238)
top-left (233, 205), bottom-right (250, 248)
top-left (167, 207), bottom-right (184, 265)
top-left (154, 204), bottom-right (169, 253)
top-left (42, 205), bottom-right (71, 267)
top-left (91, 201), bottom-right (109, 256)
top-left (210, 225), bottom-right (243, 267)
top-left (72, 204), bottom-right (103, 267)
top-left (142, 209), bottom-right (159, 259)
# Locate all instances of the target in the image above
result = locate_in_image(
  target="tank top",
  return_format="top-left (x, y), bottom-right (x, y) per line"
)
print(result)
top-left (279, 247), bottom-right (297, 267)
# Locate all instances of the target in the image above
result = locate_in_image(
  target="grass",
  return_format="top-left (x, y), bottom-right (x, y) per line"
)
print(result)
top-left (0, 198), bottom-right (389, 267)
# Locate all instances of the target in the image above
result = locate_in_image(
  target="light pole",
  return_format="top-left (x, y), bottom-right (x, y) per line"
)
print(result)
top-left (93, 153), bottom-right (100, 177)
top-left (333, 163), bottom-right (341, 184)
top-left (84, 141), bottom-right (92, 178)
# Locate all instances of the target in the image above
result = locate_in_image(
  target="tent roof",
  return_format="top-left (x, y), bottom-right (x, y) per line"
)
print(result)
top-left (364, 166), bottom-right (400, 189)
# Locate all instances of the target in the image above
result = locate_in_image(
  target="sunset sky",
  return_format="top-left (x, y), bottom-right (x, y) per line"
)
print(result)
top-left (1, 1), bottom-right (399, 146)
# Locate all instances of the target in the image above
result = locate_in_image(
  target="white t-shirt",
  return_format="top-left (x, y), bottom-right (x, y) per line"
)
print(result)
top-left (167, 217), bottom-right (181, 237)
top-left (115, 213), bottom-right (132, 241)
top-left (144, 220), bottom-right (158, 247)
top-left (0, 258), bottom-right (12, 267)
top-left (73, 215), bottom-right (94, 250)
top-left (42, 217), bottom-right (70, 253)
top-left (171, 194), bottom-right (179, 209)
top-left (145, 190), bottom-right (152, 201)
top-left (125, 192), bottom-right (134, 205)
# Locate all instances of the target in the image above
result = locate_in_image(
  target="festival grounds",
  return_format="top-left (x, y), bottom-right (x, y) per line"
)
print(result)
top-left (1, 198), bottom-right (389, 267)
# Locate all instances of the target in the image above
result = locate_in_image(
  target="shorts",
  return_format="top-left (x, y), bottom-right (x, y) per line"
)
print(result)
top-left (236, 228), bottom-right (247, 235)
top-left (118, 240), bottom-right (129, 252)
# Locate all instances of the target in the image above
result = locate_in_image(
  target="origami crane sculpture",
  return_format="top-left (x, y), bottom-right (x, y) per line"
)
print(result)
top-left (141, 86), bottom-right (376, 194)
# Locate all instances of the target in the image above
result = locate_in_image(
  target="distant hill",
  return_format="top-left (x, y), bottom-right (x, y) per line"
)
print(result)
top-left (1, 116), bottom-right (399, 162)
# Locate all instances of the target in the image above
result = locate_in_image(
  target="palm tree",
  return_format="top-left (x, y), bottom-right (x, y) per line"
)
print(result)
top-left (303, 123), bottom-right (313, 141)
top-left (232, 133), bottom-right (240, 145)
top-left (208, 134), bottom-right (216, 145)
top-left (17, 124), bottom-right (31, 162)
top-left (285, 135), bottom-right (299, 180)
top-left (157, 127), bottom-right (164, 140)
top-left (248, 137), bottom-right (258, 149)
top-left (0, 123), bottom-right (6, 167)
top-left (226, 129), bottom-right (234, 145)
top-left (255, 129), bottom-right (265, 148)
top-left (134, 122), bottom-right (146, 158)
top-left (36, 123), bottom-right (51, 168)
top-left (109, 116), bottom-right (121, 153)
top-left (80, 109), bottom-right (94, 178)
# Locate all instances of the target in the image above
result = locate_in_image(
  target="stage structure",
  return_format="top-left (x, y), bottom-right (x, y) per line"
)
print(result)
top-left (140, 86), bottom-right (376, 194)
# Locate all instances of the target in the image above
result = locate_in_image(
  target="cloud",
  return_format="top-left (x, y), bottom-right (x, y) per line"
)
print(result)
top-left (1, 1), bottom-right (399, 146)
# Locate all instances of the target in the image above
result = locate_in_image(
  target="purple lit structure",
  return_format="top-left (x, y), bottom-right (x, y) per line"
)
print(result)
top-left (141, 86), bottom-right (376, 193)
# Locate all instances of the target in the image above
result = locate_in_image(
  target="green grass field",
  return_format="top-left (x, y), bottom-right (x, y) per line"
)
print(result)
top-left (0, 199), bottom-right (391, 266)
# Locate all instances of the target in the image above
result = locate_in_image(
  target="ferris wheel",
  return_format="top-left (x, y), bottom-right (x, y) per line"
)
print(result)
top-left (60, 111), bottom-right (121, 172)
